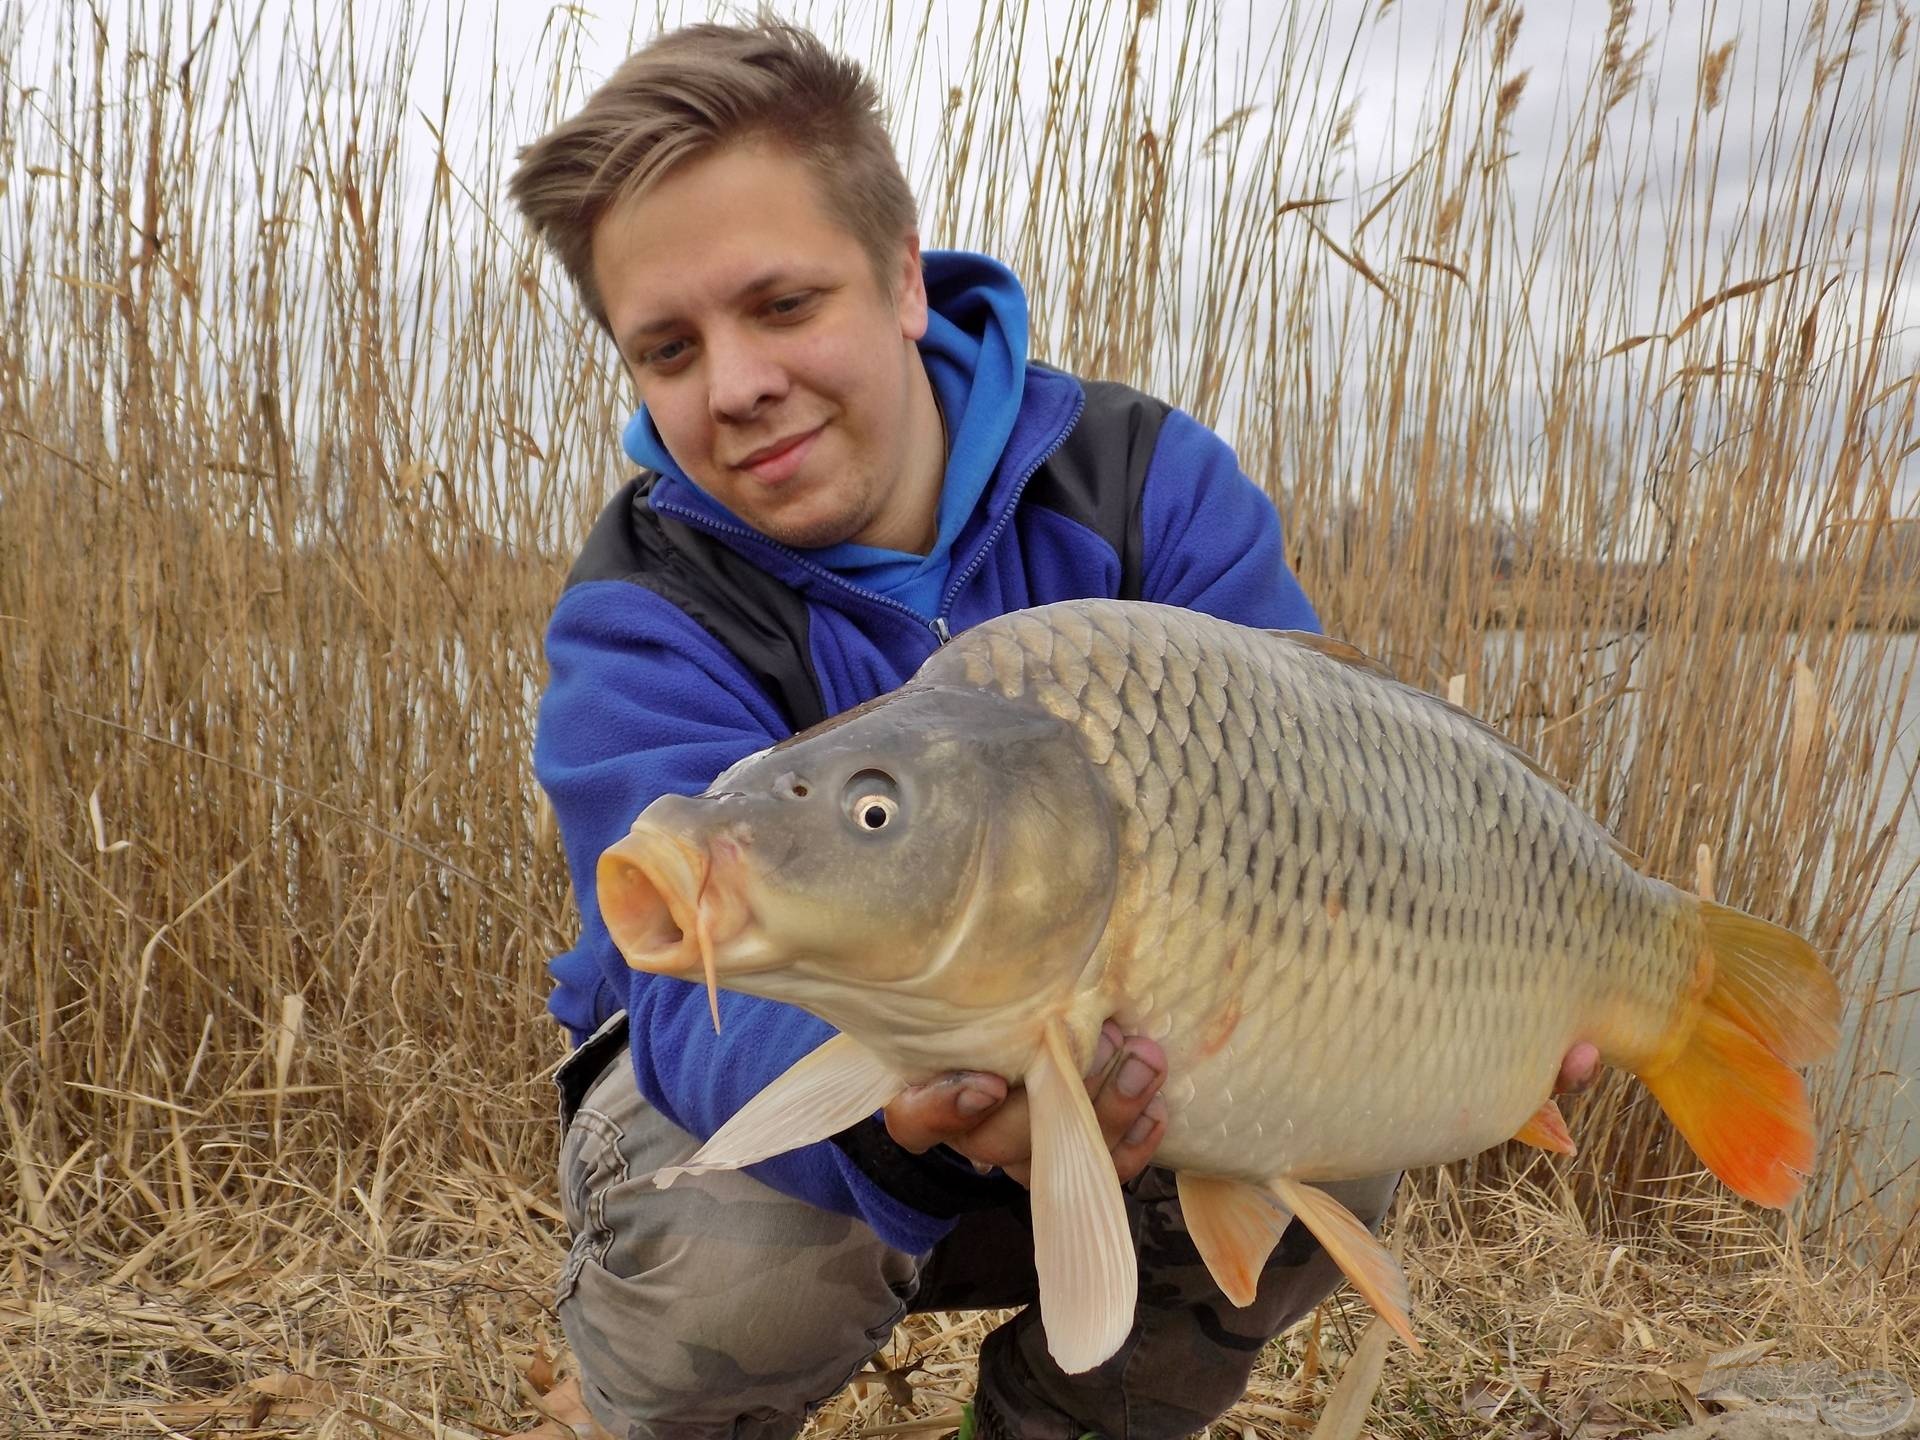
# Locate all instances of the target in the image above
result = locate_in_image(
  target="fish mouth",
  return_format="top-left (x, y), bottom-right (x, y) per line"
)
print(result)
top-left (598, 822), bottom-right (756, 1032)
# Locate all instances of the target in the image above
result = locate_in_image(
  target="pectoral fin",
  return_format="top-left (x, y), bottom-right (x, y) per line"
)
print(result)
top-left (1026, 1019), bottom-right (1137, 1374)
top-left (1268, 1177), bottom-right (1421, 1354)
top-left (1176, 1172), bottom-right (1294, 1307)
top-left (1514, 1097), bottom-right (1577, 1155)
top-left (653, 1033), bottom-right (904, 1188)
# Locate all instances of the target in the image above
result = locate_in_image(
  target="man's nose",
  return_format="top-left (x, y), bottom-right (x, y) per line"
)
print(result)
top-left (706, 328), bottom-right (787, 422)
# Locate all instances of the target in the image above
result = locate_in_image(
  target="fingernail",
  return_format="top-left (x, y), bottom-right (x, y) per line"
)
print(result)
top-left (956, 1083), bottom-right (1000, 1117)
top-left (1091, 1025), bottom-right (1120, 1077)
top-left (1124, 1111), bottom-right (1156, 1146)
top-left (1116, 1051), bottom-right (1159, 1099)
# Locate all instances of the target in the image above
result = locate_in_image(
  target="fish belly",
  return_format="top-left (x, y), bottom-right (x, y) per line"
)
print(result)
top-left (1148, 955), bottom-right (1584, 1181)
top-left (931, 602), bottom-right (1700, 1184)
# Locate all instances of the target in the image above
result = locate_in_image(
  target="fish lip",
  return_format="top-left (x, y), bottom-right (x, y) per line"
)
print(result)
top-left (598, 824), bottom-right (709, 978)
top-left (598, 824), bottom-right (762, 974)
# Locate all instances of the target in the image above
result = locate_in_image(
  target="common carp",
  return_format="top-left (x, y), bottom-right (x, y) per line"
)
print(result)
top-left (596, 599), bottom-right (1841, 1373)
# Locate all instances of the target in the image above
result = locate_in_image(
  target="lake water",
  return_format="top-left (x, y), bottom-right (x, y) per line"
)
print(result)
top-left (1848, 633), bottom-right (1919, 1200)
top-left (1484, 630), bottom-right (1920, 1219)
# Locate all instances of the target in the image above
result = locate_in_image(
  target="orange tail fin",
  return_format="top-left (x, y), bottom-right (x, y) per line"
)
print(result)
top-left (1640, 901), bottom-right (1842, 1208)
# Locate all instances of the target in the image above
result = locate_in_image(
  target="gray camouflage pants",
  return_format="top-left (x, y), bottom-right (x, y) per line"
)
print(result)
top-left (555, 1017), bottom-right (1400, 1440)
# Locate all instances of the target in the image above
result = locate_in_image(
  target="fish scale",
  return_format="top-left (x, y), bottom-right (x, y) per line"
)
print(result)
top-left (602, 598), bottom-right (1841, 1371)
top-left (919, 603), bottom-right (1678, 1178)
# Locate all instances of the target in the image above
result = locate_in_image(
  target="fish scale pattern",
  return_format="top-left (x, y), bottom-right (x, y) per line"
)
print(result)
top-left (924, 600), bottom-right (1698, 1184)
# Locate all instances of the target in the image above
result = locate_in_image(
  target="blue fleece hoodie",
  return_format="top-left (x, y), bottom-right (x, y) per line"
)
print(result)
top-left (536, 249), bottom-right (1319, 1256)
top-left (622, 252), bottom-right (1030, 618)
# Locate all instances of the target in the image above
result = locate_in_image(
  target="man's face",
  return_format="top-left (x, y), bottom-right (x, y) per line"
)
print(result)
top-left (591, 141), bottom-right (930, 550)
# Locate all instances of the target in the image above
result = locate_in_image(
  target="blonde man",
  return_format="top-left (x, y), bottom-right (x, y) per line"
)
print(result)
top-left (509, 19), bottom-right (1596, 1440)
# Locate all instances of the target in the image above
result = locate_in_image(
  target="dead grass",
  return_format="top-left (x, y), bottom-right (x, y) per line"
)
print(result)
top-left (7, 1175), bottom-right (1913, 1438)
top-left (2, 0), bottom-right (1917, 1435)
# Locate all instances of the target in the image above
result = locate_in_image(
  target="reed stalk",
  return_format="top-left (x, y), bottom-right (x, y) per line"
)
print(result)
top-left (2, 0), bottom-right (1914, 1432)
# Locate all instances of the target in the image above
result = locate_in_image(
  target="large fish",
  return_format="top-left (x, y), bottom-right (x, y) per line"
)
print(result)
top-left (597, 600), bottom-right (1841, 1373)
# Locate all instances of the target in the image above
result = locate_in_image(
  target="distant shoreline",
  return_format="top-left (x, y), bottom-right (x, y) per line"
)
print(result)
top-left (1469, 577), bottom-right (1920, 633)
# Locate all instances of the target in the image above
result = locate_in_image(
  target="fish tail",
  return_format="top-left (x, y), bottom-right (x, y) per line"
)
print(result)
top-left (1638, 899), bottom-right (1842, 1208)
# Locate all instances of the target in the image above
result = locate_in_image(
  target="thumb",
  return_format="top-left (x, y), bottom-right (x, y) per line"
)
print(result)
top-left (883, 1072), bottom-right (1008, 1153)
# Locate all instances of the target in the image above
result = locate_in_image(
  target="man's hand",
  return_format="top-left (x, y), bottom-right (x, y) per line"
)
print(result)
top-left (1554, 1042), bottom-right (1602, 1095)
top-left (882, 1021), bottom-right (1167, 1187)
top-left (879, 1033), bottom-right (1597, 1192)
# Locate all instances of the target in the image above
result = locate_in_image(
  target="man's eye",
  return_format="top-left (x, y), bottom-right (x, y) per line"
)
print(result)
top-left (643, 338), bottom-right (690, 369)
top-left (767, 292), bottom-right (813, 318)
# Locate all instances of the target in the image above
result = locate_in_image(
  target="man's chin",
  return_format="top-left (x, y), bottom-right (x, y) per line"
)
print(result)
top-left (743, 498), bottom-right (870, 551)
top-left (695, 457), bottom-right (872, 549)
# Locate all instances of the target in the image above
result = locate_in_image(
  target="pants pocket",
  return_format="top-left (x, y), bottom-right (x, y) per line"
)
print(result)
top-left (556, 1107), bottom-right (628, 1307)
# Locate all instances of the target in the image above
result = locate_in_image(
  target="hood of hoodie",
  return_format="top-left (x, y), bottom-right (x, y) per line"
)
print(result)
top-left (620, 249), bottom-right (1034, 618)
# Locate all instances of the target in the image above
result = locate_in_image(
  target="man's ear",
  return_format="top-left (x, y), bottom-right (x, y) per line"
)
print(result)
top-left (894, 231), bottom-right (929, 341)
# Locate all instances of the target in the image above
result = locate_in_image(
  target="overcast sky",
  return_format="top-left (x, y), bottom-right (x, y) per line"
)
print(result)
top-left (12, 0), bottom-right (1912, 333)
top-left (7, 0), bottom-right (1916, 509)
top-left (14, 0), bottom-right (1909, 289)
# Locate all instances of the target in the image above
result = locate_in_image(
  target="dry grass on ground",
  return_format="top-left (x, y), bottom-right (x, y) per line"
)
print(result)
top-left (7, 1168), bottom-right (1914, 1438)
top-left (4, 0), bottom-right (1919, 1434)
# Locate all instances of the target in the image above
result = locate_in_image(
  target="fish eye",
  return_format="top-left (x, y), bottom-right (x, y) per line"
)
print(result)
top-left (842, 770), bottom-right (900, 832)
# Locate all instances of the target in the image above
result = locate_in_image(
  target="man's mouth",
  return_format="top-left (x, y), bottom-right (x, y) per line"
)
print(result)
top-left (735, 424), bottom-right (824, 485)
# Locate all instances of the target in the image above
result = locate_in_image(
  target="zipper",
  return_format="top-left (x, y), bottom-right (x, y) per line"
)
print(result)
top-left (652, 498), bottom-right (939, 637)
top-left (653, 389), bottom-right (1086, 648)
top-left (934, 389), bottom-right (1087, 626)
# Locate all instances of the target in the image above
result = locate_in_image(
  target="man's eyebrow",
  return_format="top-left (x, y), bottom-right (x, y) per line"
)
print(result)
top-left (618, 313), bottom-right (680, 357)
top-left (731, 269), bottom-right (799, 301)
top-left (620, 271), bottom-right (806, 354)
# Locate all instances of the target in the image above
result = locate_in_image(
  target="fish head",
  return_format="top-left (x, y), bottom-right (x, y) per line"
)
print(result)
top-left (597, 685), bottom-right (1118, 1033)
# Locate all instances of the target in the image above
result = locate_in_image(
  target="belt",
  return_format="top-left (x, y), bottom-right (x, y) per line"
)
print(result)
top-left (556, 1010), bottom-right (630, 1131)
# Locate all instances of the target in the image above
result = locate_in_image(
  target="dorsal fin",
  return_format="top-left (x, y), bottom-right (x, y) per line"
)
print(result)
top-left (1270, 630), bottom-right (1399, 681)
top-left (1278, 629), bottom-right (1572, 788)
top-left (1605, 833), bottom-right (1649, 873)
top-left (1270, 629), bottom-right (1647, 871)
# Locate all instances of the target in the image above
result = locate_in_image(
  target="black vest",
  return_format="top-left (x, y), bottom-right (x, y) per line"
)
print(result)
top-left (565, 378), bottom-right (1170, 734)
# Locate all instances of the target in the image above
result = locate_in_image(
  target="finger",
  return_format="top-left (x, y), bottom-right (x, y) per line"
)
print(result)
top-left (942, 1087), bottom-right (1034, 1171)
top-left (960, 1021), bottom-right (1121, 1175)
top-left (1110, 1094), bottom-right (1169, 1184)
top-left (1088, 1035), bottom-right (1167, 1152)
top-left (1112, 1096), bottom-right (1169, 1183)
top-left (1555, 1042), bottom-right (1601, 1094)
top-left (1086, 1022), bottom-right (1122, 1087)
top-left (1554, 1042), bottom-right (1602, 1095)
top-left (882, 1071), bottom-right (1008, 1154)
top-left (930, 1027), bottom-right (1162, 1182)
top-left (952, 1025), bottom-right (1121, 1178)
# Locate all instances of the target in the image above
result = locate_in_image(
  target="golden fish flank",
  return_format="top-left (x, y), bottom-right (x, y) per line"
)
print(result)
top-left (597, 599), bottom-right (1842, 1375)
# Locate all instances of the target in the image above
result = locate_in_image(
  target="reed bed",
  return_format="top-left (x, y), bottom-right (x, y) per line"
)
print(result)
top-left (2, 0), bottom-right (1916, 1434)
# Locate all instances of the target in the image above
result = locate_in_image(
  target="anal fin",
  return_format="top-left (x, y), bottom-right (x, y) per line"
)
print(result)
top-left (653, 1033), bottom-right (903, 1187)
top-left (1513, 1097), bottom-right (1577, 1156)
top-left (1176, 1172), bottom-right (1294, 1307)
top-left (1027, 1019), bottom-right (1137, 1374)
top-left (1269, 1177), bottom-right (1421, 1355)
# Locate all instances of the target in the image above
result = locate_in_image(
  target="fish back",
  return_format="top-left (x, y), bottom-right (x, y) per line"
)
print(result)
top-left (923, 601), bottom-right (1695, 1178)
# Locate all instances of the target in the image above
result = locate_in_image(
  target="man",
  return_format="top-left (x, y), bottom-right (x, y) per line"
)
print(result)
top-left (507, 19), bottom-right (1598, 1440)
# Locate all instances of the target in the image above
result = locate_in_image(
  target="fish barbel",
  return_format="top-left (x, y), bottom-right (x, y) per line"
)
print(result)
top-left (597, 600), bottom-right (1841, 1373)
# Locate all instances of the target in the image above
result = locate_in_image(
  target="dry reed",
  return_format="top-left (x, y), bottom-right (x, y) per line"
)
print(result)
top-left (2, 0), bottom-right (1916, 1434)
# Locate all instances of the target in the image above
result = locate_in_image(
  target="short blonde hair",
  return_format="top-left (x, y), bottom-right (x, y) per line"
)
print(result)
top-left (509, 18), bottom-right (919, 333)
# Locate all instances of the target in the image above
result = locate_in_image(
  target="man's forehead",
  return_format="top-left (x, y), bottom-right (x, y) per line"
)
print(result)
top-left (592, 145), bottom-right (858, 340)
